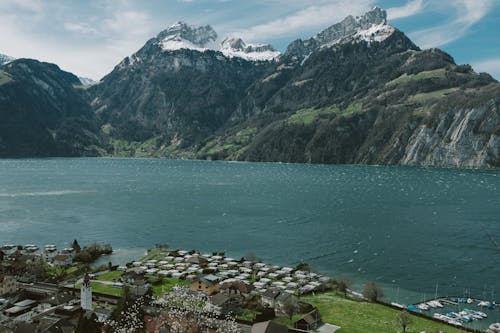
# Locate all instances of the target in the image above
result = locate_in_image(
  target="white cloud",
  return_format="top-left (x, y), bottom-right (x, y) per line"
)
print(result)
top-left (235, 0), bottom-right (373, 42)
top-left (410, 0), bottom-right (494, 49)
top-left (387, 0), bottom-right (424, 20)
top-left (471, 58), bottom-right (500, 79)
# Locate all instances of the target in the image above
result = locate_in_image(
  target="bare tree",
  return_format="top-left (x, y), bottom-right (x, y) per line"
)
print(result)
top-left (363, 281), bottom-right (384, 302)
top-left (396, 310), bottom-right (413, 333)
top-left (336, 277), bottom-right (351, 298)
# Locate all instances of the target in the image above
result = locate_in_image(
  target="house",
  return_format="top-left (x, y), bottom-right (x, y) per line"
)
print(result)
top-left (121, 270), bottom-right (145, 284)
top-left (294, 308), bottom-right (322, 331)
top-left (0, 275), bottom-right (17, 295)
top-left (53, 254), bottom-right (72, 267)
top-left (209, 293), bottom-right (241, 314)
top-left (251, 321), bottom-right (288, 333)
top-left (186, 255), bottom-right (209, 266)
top-left (189, 275), bottom-right (220, 295)
top-left (261, 289), bottom-right (281, 308)
top-left (127, 277), bottom-right (150, 297)
top-left (220, 281), bottom-right (255, 297)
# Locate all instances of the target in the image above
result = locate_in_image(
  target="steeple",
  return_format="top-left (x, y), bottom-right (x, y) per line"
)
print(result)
top-left (81, 273), bottom-right (92, 310)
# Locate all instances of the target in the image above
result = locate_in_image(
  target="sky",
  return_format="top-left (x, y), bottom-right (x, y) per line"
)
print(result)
top-left (0, 0), bottom-right (499, 80)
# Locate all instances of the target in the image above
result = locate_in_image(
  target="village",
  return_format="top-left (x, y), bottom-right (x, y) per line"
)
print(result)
top-left (0, 242), bottom-right (340, 332)
top-left (0, 243), bottom-right (497, 333)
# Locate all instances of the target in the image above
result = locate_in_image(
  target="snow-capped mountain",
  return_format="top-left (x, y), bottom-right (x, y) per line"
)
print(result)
top-left (220, 37), bottom-right (280, 61)
top-left (158, 21), bottom-right (218, 52)
top-left (285, 7), bottom-right (394, 61)
top-left (0, 53), bottom-right (15, 66)
top-left (154, 21), bottom-right (280, 62)
top-left (78, 77), bottom-right (98, 86)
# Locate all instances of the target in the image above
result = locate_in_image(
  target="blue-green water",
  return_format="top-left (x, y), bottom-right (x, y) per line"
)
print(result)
top-left (1, 158), bottom-right (499, 308)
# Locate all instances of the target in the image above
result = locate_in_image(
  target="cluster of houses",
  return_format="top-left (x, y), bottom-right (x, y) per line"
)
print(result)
top-left (123, 249), bottom-right (341, 333)
top-left (125, 250), bottom-right (332, 297)
top-left (0, 244), bottom-right (76, 267)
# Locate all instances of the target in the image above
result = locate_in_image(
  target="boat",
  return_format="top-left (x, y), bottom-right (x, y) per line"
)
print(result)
top-left (433, 300), bottom-right (444, 308)
top-left (476, 310), bottom-right (488, 318)
top-left (417, 303), bottom-right (430, 311)
top-left (426, 301), bottom-right (437, 308)
top-left (407, 305), bottom-right (422, 313)
top-left (489, 323), bottom-right (500, 332)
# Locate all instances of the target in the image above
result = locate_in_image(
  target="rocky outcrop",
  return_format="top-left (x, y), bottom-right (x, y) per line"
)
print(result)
top-left (399, 98), bottom-right (500, 168)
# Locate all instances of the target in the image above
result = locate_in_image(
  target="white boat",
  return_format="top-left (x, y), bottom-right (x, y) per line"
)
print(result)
top-left (433, 300), bottom-right (444, 308)
top-left (426, 301), bottom-right (437, 308)
top-left (476, 310), bottom-right (488, 318)
top-left (417, 303), bottom-right (430, 311)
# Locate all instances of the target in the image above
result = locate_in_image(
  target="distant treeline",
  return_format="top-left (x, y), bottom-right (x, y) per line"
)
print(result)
top-left (74, 243), bottom-right (112, 263)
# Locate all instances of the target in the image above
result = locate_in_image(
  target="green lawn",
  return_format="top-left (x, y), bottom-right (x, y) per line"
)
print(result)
top-left (301, 292), bottom-right (467, 333)
top-left (90, 282), bottom-right (123, 297)
top-left (96, 270), bottom-right (123, 282)
top-left (151, 277), bottom-right (189, 296)
top-left (236, 308), bottom-right (261, 322)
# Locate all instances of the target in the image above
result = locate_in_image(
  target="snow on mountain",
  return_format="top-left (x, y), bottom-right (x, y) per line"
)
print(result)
top-left (220, 37), bottom-right (280, 61)
top-left (156, 22), bottom-right (280, 62)
top-left (317, 7), bottom-right (393, 47)
top-left (0, 53), bottom-right (15, 66)
top-left (354, 22), bottom-right (395, 43)
top-left (285, 7), bottom-right (395, 62)
top-left (158, 22), bottom-right (218, 52)
top-left (78, 77), bottom-right (98, 86)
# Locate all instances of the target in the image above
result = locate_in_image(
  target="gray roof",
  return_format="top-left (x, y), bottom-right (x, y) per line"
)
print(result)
top-left (251, 321), bottom-right (288, 333)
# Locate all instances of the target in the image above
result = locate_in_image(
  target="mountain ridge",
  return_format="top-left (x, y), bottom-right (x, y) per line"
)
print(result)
top-left (0, 7), bottom-right (499, 168)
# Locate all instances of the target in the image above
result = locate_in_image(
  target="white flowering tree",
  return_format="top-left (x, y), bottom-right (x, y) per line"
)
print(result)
top-left (105, 286), bottom-right (240, 333)
top-left (154, 286), bottom-right (240, 333)
top-left (105, 296), bottom-right (147, 333)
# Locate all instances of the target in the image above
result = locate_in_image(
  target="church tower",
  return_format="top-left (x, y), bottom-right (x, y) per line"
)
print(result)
top-left (80, 273), bottom-right (92, 310)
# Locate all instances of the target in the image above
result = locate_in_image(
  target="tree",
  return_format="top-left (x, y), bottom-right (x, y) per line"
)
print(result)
top-left (76, 312), bottom-right (101, 333)
top-left (396, 310), bottom-right (413, 333)
top-left (336, 277), bottom-right (351, 298)
top-left (72, 239), bottom-right (82, 252)
top-left (363, 281), bottom-right (384, 302)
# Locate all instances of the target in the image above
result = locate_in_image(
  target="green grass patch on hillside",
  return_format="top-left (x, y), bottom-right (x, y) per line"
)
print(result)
top-left (386, 68), bottom-right (447, 87)
top-left (408, 88), bottom-right (459, 104)
top-left (108, 137), bottom-right (162, 157)
top-left (301, 292), bottom-right (467, 333)
top-left (200, 128), bottom-right (257, 157)
top-left (151, 277), bottom-right (189, 297)
top-left (0, 70), bottom-right (12, 85)
top-left (287, 106), bottom-right (340, 125)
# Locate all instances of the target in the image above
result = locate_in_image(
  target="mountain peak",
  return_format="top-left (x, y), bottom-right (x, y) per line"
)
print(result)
top-left (0, 53), bottom-right (15, 66)
top-left (284, 7), bottom-right (395, 61)
top-left (315, 7), bottom-right (391, 47)
top-left (220, 37), bottom-right (280, 61)
top-left (157, 22), bottom-right (218, 52)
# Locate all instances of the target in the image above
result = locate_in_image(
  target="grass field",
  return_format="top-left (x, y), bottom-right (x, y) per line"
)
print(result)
top-left (96, 270), bottom-right (123, 282)
top-left (300, 292), bottom-right (467, 333)
top-left (90, 282), bottom-right (123, 297)
top-left (151, 277), bottom-right (189, 296)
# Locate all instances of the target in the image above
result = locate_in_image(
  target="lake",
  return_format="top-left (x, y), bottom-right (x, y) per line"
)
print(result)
top-left (0, 158), bottom-right (499, 311)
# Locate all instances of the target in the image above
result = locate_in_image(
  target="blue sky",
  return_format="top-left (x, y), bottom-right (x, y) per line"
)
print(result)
top-left (0, 0), bottom-right (499, 80)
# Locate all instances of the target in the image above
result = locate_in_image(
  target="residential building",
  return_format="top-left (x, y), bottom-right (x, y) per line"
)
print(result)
top-left (189, 275), bottom-right (220, 295)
